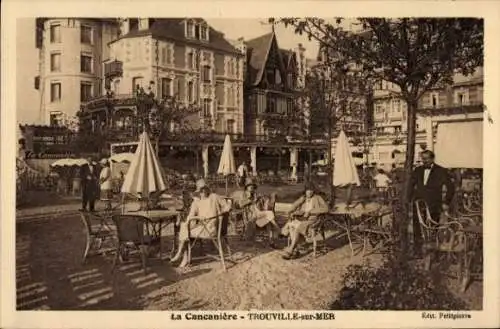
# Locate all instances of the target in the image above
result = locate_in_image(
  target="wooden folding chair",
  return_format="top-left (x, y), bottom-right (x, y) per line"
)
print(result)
top-left (187, 212), bottom-right (232, 271)
top-left (79, 210), bottom-right (114, 264)
top-left (111, 214), bottom-right (158, 274)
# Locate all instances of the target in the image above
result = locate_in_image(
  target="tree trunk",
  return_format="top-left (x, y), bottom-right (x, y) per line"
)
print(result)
top-left (400, 98), bottom-right (418, 254)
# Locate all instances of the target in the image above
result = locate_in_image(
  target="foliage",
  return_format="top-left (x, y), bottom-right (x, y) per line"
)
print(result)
top-left (328, 255), bottom-right (467, 310)
top-left (274, 17), bottom-right (483, 250)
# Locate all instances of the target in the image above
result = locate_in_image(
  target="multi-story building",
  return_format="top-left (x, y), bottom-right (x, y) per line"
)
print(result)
top-left (307, 49), bottom-right (372, 139)
top-left (80, 18), bottom-right (245, 137)
top-left (371, 67), bottom-right (484, 169)
top-left (35, 18), bottom-right (120, 125)
top-left (232, 31), bottom-right (306, 137)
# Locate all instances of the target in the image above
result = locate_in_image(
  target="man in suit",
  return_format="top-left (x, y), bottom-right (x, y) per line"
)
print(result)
top-left (80, 156), bottom-right (100, 212)
top-left (410, 150), bottom-right (454, 252)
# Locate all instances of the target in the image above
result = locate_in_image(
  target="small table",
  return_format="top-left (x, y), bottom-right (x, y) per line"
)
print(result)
top-left (327, 203), bottom-right (387, 257)
top-left (124, 209), bottom-right (181, 260)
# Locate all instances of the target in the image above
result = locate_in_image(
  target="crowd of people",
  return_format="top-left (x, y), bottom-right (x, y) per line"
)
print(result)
top-left (74, 150), bottom-right (474, 267)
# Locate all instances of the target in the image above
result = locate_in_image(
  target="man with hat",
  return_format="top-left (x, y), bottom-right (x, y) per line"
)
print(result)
top-left (79, 156), bottom-right (100, 212)
top-left (282, 182), bottom-right (329, 259)
top-left (234, 177), bottom-right (280, 248)
top-left (170, 179), bottom-right (231, 268)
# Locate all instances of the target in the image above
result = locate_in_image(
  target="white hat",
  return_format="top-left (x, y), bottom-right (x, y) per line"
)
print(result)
top-left (99, 158), bottom-right (108, 165)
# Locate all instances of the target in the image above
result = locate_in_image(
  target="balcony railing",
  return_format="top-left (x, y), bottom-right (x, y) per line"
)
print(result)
top-left (104, 60), bottom-right (123, 78)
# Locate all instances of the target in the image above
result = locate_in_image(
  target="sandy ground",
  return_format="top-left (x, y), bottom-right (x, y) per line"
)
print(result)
top-left (15, 209), bottom-right (482, 311)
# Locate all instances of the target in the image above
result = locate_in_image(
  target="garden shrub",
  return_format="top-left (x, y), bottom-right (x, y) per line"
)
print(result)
top-left (328, 255), bottom-right (467, 310)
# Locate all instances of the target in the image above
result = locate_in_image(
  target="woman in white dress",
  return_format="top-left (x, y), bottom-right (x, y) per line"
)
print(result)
top-left (170, 179), bottom-right (231, 268)
top-left (99, 159), bottom-right (112, 209)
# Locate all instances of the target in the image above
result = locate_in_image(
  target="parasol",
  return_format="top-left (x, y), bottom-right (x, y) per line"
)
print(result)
top-left (333, 130), bottom-right (361, 205)
top-left (109, 152), bottom-right (135, 164)
top-left (120, 131), bottom-right (167, 205)
top-left (50, 158), bottom-right (89, 167)
top-left (217, 134), bottom-right (236, 195)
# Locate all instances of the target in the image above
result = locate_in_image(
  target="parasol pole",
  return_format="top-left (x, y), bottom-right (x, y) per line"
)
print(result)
top-left (225, 175), bottom-right (229, 196)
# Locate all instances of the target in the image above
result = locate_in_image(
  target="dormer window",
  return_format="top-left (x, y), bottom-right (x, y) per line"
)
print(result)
top-left (186, 20), bottom-right (195, 38)
top-left (199, 24), bottom-right (209, 41)
top-left (129, 19), bottom-right (139, 32)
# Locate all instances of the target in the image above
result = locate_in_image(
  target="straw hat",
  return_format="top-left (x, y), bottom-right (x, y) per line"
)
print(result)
top-left (244, 177), bottom-right (257, 189)
top-left (100, 158), bottom-right (109, 165)
top-left (195, 178), bottom-right (208, 192)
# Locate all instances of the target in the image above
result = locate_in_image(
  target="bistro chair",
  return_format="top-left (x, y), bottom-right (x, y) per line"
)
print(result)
top-left (111, 214), bottom-right (157, 274)
top-left (79, 210), bottom-right (114, 264)
top-left (413, 199), bottom-right (468, 276)
top-left (187, 211), bottom-right (232, 271)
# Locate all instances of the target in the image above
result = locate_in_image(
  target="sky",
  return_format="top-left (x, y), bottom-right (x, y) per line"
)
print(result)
top-left (15, 18), bottom-right (320, 125)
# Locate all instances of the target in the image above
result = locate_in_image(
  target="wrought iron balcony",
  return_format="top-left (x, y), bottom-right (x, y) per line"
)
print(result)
top-left (104, 60), bottom-right (123, 79)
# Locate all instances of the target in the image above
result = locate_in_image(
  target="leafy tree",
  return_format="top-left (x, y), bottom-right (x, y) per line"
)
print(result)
top-left (275, 18), bottom-right (484, 251)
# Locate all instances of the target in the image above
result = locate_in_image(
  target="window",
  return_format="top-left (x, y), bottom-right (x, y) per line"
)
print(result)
top-left (375, 104), bottom-right (384, 114)
top-left (195, 25), bottom-right (200, 39)
top-left (202, 65), bottom-right (211, 82)
top-left (430, 92), bottom-right (439, 107)
top-left (50, 111), bottom-right (62, 126)
top-left (394, 126), bottom-right (402, 134)
top-left (226, 119), bottom-right (235, 133)
top-left (202, 98), bottom-right (211, 116)
top-left (132, 77), bottom-right (143, 93)
top-left (188, 52), bottom-right (194, 69)
top-left (266, 97), bottom-right (276, 113)
top-left (161, 47), bottom-right (171, 65)
top-left (455, 89), bottom-right (469, 105)
top-left (187, 81), bottom-right (194, 102)
top-left (393, 99), bottom-right (401, 112)
top-left (50, 53), bottom-right (61, 72)
top-left (80, 25), bottom-right (92, 44)
top-left (50, 82), bottom-right (61, 102)
top-left (50, 24), bottom-right (61, 43)
top-left (266, 69), bottom-right (274, 85)
top-left (80, 82), bottom-right (92, 102)
top-left (161, 78), bottom-right (172, 98)
top-left (80, 54), bottom-right (92, 73)
top-left (113, 79), bottom-right (120, 94)
top-left (186, 20), bottom-right (194, 38)
top-left (199, 24), bottom-right (208, 41)
top-left (129, 19), bottom-right (139, 32)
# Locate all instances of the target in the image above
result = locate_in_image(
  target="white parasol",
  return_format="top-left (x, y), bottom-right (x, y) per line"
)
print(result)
top-left (109, 152), bottom-right (135, 163)
top-left (50, 158), bottom-right (89, 167)
top-left (121, 131), bottom-right (167, 202)
top-left (217, 134), bottom-right (236, 195)
top-left (333, 130), bottom-right (361, 187)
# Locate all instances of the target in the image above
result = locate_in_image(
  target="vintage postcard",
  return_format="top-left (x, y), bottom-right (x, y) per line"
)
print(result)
top-left (1, 0), bottom-right (499, 328)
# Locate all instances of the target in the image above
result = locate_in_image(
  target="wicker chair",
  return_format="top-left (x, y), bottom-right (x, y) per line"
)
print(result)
top-left (79, 210), bottom-right (114, 264)
top-left (111, 214), bottom-right (158, 274)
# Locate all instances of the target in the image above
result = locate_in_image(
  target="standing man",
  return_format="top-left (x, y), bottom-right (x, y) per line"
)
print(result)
top-left (236, 161), bottom-right (249, 188)
top-left (410, 150), bottom-right (454, 253)
top-left (80, 156), bottom-right (100, 212)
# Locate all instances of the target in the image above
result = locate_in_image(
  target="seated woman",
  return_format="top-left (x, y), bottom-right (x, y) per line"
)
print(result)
top-left (235, 178), bottom-right (280, 248)
top-left (170, 179), bottom-right (231, 268)
top-left (281, 183), bottom-right (329, 259)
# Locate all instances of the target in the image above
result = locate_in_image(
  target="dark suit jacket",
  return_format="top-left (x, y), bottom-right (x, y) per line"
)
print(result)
top-left (411, 163), bottom-right (454, 209)
top-left (80, 164), bottom-right (100, 193)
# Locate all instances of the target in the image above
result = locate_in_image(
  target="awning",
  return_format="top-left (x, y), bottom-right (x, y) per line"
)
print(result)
top-left (434, 121), bottom-right (483, 169)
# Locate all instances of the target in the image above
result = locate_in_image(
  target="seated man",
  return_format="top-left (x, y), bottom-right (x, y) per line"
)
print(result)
top-left (282, 183), bottom-right (329, 260)
top-left (170, 179), bottom-right (231, 268)
top-left (234, 178), bottom-right (280, 248)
